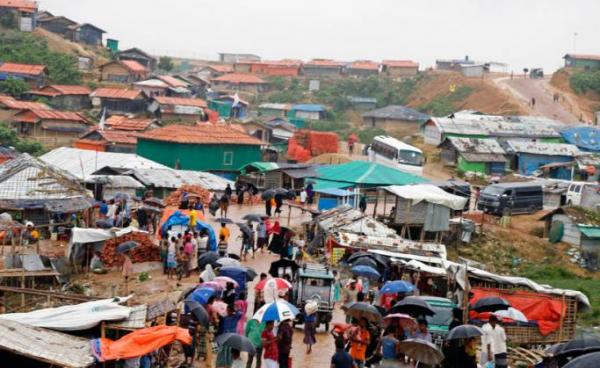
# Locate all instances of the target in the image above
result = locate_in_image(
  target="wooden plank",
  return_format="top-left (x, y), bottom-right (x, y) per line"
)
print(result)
top-left (0, 286), bottom-right (100, 302)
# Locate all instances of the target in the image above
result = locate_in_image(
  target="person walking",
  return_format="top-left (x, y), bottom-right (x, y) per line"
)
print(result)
top-left (333, 270), bottom-right (342, 307)
top-left (220, 193), bottom-right (230, 218)
top-left (343, 280), bottom-right (360, 323)
top-left (300, 188), bottom-right (307, 206)
top-left (359, 195), bottom-right (367, 213)
top-left (378, 326), bottom-right (400, 368)
top-left (256, 221), bottom-right (267, 253)
top-left (245, 318), bottom-right (265, 368)
top-left (274, 193), bottom-right (283, 216)
top-left (481, 314), bottom-right (508, 368)
top-left (261, 320), bottom-right (279, 368)
top-left (349, 317), bottom-right (371, 368)
top-left (330, 337), bottom-right (353, 368)
top-left (166, 236), bottom-right (177, 280)
top-left (303, 306), bottom-right (317, 354)
top-left (235, 291), bottom-right (248, 335)
top-left (277, 318), bottom-right (293, 368)
top-left (265, 197), bottom-right (273, 217)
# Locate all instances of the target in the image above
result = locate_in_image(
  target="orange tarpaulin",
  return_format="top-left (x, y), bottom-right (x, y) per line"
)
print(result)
top-left (469, 287), bottom-right (566, 336)
top-left (91, 325), bottom-right (192, 362)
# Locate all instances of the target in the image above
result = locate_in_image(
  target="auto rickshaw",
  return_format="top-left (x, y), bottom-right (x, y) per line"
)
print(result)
top-left (292, 263), bottom-right (335, 331)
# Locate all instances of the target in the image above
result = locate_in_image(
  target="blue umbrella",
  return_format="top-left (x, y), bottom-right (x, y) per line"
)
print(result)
top-left (189, 287), bottom-right (216, 305)
top-left (351, 265), bottom-right (381, 280)
top-left (379, 280), bottom-right (416, 294)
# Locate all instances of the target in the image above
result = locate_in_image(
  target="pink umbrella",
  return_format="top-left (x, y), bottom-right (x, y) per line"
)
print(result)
top-left (255, 277), bottom-right (292, 291)
top-left (199, 281), bottom-right (224, 291)
top-left (382, 313), bottom-right (417, 329)
top-left (211, 301), bottom-right (228, 317)
top-left (213, 276), bottom-right (239, 288)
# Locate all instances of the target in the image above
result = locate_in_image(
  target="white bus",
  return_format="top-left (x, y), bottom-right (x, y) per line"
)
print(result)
top-left (367, 135), bottom-right (424, 175)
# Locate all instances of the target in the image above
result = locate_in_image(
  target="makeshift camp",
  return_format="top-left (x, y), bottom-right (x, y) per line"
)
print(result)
top-left (314, 188), bottom-right (359, 210)
top-left (0, 319), bottom-right (94, 367)
top-left (159, 210), bottom-right (217, 251)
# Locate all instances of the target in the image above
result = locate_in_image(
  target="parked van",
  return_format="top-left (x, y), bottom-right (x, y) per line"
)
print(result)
top-left (477, 182), bottom-right (543, 216)
top-left (566, 182), bottom-right (591, 206)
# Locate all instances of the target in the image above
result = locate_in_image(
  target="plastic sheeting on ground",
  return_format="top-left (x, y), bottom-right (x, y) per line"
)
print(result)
top-left (469, 288), bottom-right (564, 336)
top-left (382, 184), bottom-right (468, 210)
top-left (0, 297), bottom-right (131, 331)
top-left (91, 325), bottom-right (192, 362)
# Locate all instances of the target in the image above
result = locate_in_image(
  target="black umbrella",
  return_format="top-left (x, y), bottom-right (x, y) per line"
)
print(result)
top-left (342, 302), bottom-right (382, 323)
top-left (471, 296), bottom-right (511, 313)
top-left (198, 251), bottom-right (220, 269)
top-left (548, 338), bottom-right (600, 358)
top-left (347, 252), bottom-right (389, 268)
top-left (244, 266), bottom-right (258, 280)
top-left (116, 241), bottom-right (139, 254)
top-left (268, 259), bottom-right (300, 277)
top-left (262, 188), bottom-right (292, 200)
top-left (219, 266), bottom-right (258, 281)
top-left (446, 324), bottom-right (484, 340)
top-left (398, 339), bottom-right (444, 365)
top-left (184, 299), bottom-right (209, 328)
top-left (563, 351), bottom-right (600, 368)
top-left (236, 222), bottom-right (253, 237)
top-left (214, 217), bottom-right (234, 224)
top-left (143, 197), bottom-right (165, 208)
top-left (350, 257), bottom-right (379, 269)
top-left (215, 333), bottom-right (256, 354)
top-left (227, 253), bottom-right (241, 260)
top-left (390, 296), bottom-right (435, 317)
top-left (242, 214), bottom-right (267, 223)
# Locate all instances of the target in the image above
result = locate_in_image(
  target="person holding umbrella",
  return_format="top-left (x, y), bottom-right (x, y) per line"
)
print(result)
top-left (349, 317), bottom-right (371, 368)
top-left (261, 320), bottom-right (279, 368)
top-left (278, 318), bottom-right (294, 368)
top-left (245, 318), bottom-right (265, 368)
top-left (378, 326), bottom-right (400, 368)
top-left (481, 314), bottom-right (507, 368)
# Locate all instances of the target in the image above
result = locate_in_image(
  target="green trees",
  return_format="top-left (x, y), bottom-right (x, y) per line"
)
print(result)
top-left (0, 123), bottom-right (45, 156)
top-left (0, 32), bottom-right (81, 84)
top-left (0, 79), bottom-right (29, 97)
top-left (158, 56), bottom-right (174, 72)
top-left (570, 70), bottom-right (600, 94)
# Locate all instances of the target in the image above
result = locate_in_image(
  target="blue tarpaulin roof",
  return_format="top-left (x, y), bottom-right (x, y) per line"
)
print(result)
top-left (160, 211), bottom-right (217, 251)
top-left (561, 126), bottom-right (600, 152)
top-left (291, 104), bottom-right (325, 112)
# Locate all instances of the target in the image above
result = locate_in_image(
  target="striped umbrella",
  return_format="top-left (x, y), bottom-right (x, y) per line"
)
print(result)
top-left (253, 300), bottom-right (299, 322)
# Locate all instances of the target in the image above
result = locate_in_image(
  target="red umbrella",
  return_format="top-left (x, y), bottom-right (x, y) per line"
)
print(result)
top-left (255, 277), bottom-right (292, 291)
top-left (382, 313), bottom-right (417, 329)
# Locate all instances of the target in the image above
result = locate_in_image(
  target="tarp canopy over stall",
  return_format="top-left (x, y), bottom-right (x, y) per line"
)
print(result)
top-left (382, 184), bottom-right (468, 210)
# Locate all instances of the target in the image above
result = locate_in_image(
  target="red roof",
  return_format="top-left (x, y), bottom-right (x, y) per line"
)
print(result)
top-left (212, 73), bottom-right (267, 84)
top-left (105, 115), bottom-right (156, 131)
top-left (120, 60), bottom-right (149, 74)
top-left (92, 88), bottom-right (143, 100)
top-left (138, 124), bottom-right (264, 145)
top-left (349, 60), bottom-right (379, 70)
top-left (82, 128), bottom-right (137, 145)
top-left (155, 75), bottom-right (188, 88)
top-left (382, 60), bottom-right (419, 68)
top-left (29, 85), bottom-right (91, 97)
top-left (13, 109), bottom-right (89, 123)
top-left (261, 59), bottom-right (303, 67)
top-left (0, 96), bottom-right (50, 110)
top-left (565, 54), bottom-right (600, 61)
top-left (154, 96), bottom-right (207, 108)
top-left (305, 59), bottom-right (344, 67)
top-left (0, 62), bottom-right (46, 76)
top-left (0, 0), bottom-right (37, 12)
top-left (206, 65), bottom-right (234, 73)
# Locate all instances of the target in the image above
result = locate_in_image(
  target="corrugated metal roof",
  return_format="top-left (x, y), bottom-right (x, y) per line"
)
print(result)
top-left (0, 96), bottom-right (50, 110)
top-left (577, 225), bottom-right (600, 239)
top-left (363, 105), bottom-right (429, 121)
top-left (382, 60), bottom-right (419, 68)
top-left (211, 73), bottom-right (267, 84)
top-left (40, 147), bottom-right (168, 181)
top-left (429, 115), bottom-right (564, 138)
top-left (0, 0), bottom-right (37, 12)
top-left (0, 62), bottom-right (46, 75)
top-left (291, 104), bottom-right (325, 112)
top-left (82, 129), bottom-right (137, 145)
top-left (126, 168), bottom-right (233, 190)
top-left (305, 59), bottom-right (344, 67)
top-left (88, 175), bottom-right (144, 189)
top-left (564, 54), bottom-right (600, 61)
top-left (137, 124), bottom-right (264, 145)
top-left (314, 161), bottom-right (428, 187)
top-left (119, 60), bottom-right (148, 74)
top-left (349, 60), bottom-right (379, 70)
top-left (460, 152), bottom-right (507, 163)
top-left (15, 109), bottom-right (88, 123)
top-left (446, 137), bottom-right (506, 154)
top-left (29, 85), bottom-right (91, 96)
top-left (156, 75), bottom-right (188, 88)
top-left (505, 140), bottom-right (581, 156)
top-left (105, 115), bottom-right (156, 131)
top-left (154, 96), bottom-right (207, 108)
top-left (348, 96), bottom-right (377, 104)
top-left (92, 88), bottom-right (143, 100)
top-left (259, 103), bottom-right (291, 110)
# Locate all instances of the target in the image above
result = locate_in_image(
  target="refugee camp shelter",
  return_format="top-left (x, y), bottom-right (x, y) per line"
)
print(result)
top-left (134, 75), bottom-right (191, 97)
top-left (219, 53), bottom-right (261, 63)
top-left (540, 207), bottom-right (600, 270)
top-left (380, 184), bottom-right (468, 241)
top-left (0, 154), bottom-right (92, 223)
top-left (238, 162), bottom-right (317, 190)
top-left (196, 64), bottom-right (234, 79)
top-left (314, 188), bottom-right (359, 211)
top-left (37, 15), bottom-right (77, 36)
top-left (302, 59), bottom-right (345, 78)
top-left (347, 96), bottom-right (377, 110)
top-left (90, 88), bottom-right (148, 114)
top-left (99, 60), bottom-right (150, 83)
top-left (148, 96), bottom-right (207, 123)
top-left (40, 147), bottom-right (169, 182)
top-left (439, 137), bottom-right (507, 175)
top-left (289, 104), bottom-right (326, 121)
top-left (347, 60), bottom-right (380, 77)
top-left (0, 0), bottom-right (37, 31)
top-left (0, 95), bottom-right (49, 121)
top-left (247, 59), bottom-right (302, 76)
top-left (208, 95), bottom-right (248, 119)
top-left (86, 174), bottom-right (144, 200)
top-left (311, 160), bottom-right (428, 190)
top-left (74, 129), bottom-right (137, 153)
top-left (362, 105), bottom-right (429, 134)
top-left (0, 62), bottom-right (47, 87)
top-left (137, 124), bottom-right (264, 174)
top-left (563, 54), bottom-right (600, 70)
top-left (211, 73), bottom-right (268, 94)
top-left (11, 109), bottom-right (92, 148)
top-left (505, 140), bottom-right (581, 179)
top-left (104, 115), bottom-right (161, 132)
top-left (258, 103), bottom-right (291, 118)
top-left (381, 60), bottom-right (419, 78)
top-left (116, 47), bottom-right (157, 70)
top-left (68, 23), bottom-right (105, 46)
top-left (25, 84), bottom-right (91, 110)
top-left (561, 126), bottom-right (600, 152)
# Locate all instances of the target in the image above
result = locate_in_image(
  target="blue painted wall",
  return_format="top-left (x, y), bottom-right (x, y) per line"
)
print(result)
top-left (517, 153), bottom-right (573, 179)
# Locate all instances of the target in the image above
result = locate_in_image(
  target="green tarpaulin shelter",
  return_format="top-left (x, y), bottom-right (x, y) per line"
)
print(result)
top-left (311, 161), bottom-right (427, 189)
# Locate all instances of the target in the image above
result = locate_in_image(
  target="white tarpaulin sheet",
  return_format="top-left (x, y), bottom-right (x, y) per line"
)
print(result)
top-left (383, 184), bottom-right (468, 210)
top-left (70, 227), bottom-right (141, 244)
top-left (0, 297), bottom-right (132, 331)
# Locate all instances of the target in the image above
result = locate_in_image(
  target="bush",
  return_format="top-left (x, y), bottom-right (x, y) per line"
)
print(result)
top-left (418, 86), bottom-right (474, 116)
top-left (0, 78), bottom-right (29, 97)
top-left (0, 11), bottom-right (16, 28)
top-left (357, 128), bottom-right (387, 144)
top-left (570, 70), bottom-right (600, 94)
top-left (0, 122), bottom-right (45, 156)
top-left (521, 265), bottom-right (578, 280)
top-left (158, 56), bottom-right (174, 72)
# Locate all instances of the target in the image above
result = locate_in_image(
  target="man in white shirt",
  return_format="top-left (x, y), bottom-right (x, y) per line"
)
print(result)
top-left (481, 314), bottom-right (507, 368)
top-left (300, 189), bottom-right (307, 205)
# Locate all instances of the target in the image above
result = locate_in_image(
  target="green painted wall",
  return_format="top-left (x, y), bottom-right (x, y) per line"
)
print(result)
top-left (137, 139), bottom-right (262, 172)
top-left (571, 59), bottom-right (600, 70)
top-left (444, 133), bottom-right (489, 140)
top-left (457, 155), bottom-right (486, 173)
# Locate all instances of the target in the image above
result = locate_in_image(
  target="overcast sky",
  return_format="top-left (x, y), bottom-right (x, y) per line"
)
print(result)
top-left (41, 0), bottom-right (599, 72)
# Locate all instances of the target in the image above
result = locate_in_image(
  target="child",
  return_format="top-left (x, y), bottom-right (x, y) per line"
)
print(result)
top-left (230, 348), bottom-right (243, 368)
top-left (218, 234), bottom-right (228, 257)
top-left (166, 237), bottom-right (177, 280)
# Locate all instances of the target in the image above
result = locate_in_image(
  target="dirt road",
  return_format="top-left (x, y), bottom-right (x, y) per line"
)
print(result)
top-left (494, 76), bottom-right (580, 123)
